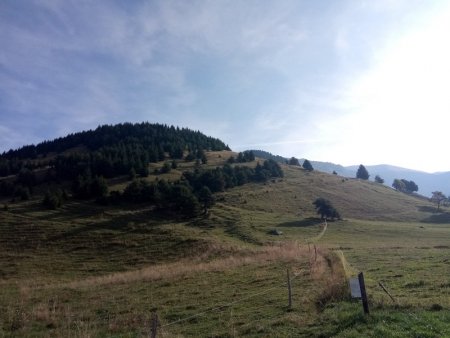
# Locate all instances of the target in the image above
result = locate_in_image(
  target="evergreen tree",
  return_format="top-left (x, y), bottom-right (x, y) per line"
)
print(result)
top-left (0, 181), bottom-right (14, 197)
top-left (303, 159), bottom-right (314, 171)
top-left (244, 150), bottom-right (255, 162)
top-left (356, 164), bottom-right (369, 180)
top-left (185, 152), bottom-right (195, 162)
top-left (263, 159), bottom-right (283, 178)
top-left (160, 161), bottom-right (172, 174)
top-left (236, 151), bottom-right (255, 163)
top-left (128, 167), bottom-right (136, 180)
top-left (201, 153), bottom-right (208, 164)
top-left (196, 148), bottom-right (205, 160)
top-left (139, 166), bottom-right (149, 177)
top-left (254, 162), bottom-right (270, 182)
top-left (170, 184), bottom-right (200, 217)
top-left (16, 168), bottom-right (36, 188)
top-left (171, 160), bottom-right (178, 169)
top-left (90, 176), bottom-right (109, 198)
top-left (198, 186), bottom-right (215, 213)
top-left (171, 144), bottom-right (184, 159)
top-left (237, 152), bottom-right (245, 163)
top-left (43, 188), bottom-right (65, 209)
top-left (123, 180), bottom-right (144, 203)
top-left (14, 185), bottom-right (31, 201)
top-left (288, 157), bottom-right (300, 166)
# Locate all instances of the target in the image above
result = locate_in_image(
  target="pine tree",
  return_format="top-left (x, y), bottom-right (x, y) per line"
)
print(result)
top-left (289, 157), bottom-right (300, 166)
top-left (303, 159), bottom-right (314, 171)
top-left (356, 164), bottom-right (369, 180)
top-left (160, 162), bottom-right (172, 174)
top-left (198, 186), bottom-right (215, 213)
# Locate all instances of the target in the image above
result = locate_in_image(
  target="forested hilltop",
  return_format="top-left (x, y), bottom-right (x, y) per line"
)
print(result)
top-left (0, 122), bottom-right (285, 217)
top-left (0, 122), bottom-right (230, 178)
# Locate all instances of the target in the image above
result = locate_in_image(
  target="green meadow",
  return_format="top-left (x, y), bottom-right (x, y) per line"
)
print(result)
top-left (1, 152), bottom-right (449, 337)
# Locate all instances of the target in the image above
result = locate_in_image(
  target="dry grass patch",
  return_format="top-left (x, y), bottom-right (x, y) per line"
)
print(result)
top-left (308, 246), bottom-right (349, 310)
top-left (29, 241), bottom-right (310, 290)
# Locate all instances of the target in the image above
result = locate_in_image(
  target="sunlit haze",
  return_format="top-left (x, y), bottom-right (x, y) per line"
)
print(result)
top-left (1, 0), bottom-right (449, 172)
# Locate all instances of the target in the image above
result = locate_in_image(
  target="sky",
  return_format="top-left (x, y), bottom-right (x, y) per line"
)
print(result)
top-left (1, 0), bottom-right (450, 173)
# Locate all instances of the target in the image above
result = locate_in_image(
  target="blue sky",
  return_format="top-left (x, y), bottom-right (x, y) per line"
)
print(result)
top-left (1, 0), bottom-right (450, 172)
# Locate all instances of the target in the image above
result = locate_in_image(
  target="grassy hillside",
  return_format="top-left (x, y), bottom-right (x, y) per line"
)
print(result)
top-left (220, 161), bottom-right (437, 222)
top-left (1, 151), bottom-right (449, 336)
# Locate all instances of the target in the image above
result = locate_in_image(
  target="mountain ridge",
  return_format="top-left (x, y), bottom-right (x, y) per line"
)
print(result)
top-left (248, 150), bottom-right (449, 197)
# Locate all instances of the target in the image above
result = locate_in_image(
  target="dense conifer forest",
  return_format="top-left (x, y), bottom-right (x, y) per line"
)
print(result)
top-left (0, 122), bottom-right (285, 218)
top-left (0, 122), bottom-right (230, 178)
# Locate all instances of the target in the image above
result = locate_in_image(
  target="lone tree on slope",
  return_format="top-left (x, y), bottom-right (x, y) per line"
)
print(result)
top-left (392, 179), bottom-right (419, 193)
top-left (313, 198), bottom-right (341, 221)
top-left (356, 164), bottom-right (369, 180)
top-left (431, 191), bottom-right (446, 211)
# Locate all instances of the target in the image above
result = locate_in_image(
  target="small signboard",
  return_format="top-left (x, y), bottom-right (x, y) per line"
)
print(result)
top-left (350, 278), bottom-right (361, 298)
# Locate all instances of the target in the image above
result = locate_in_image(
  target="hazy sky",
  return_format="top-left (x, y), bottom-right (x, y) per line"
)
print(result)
top-left (1, 0), bottom-right (450, 173)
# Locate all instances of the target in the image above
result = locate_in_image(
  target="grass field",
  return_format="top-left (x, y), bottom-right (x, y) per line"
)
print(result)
top-left (1, 153), bottom-right (449, 337)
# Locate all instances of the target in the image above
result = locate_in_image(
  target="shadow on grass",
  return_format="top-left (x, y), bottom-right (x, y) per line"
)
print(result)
top-left (17, 199), bottom-right (106, 222)
top-left (48, 207), bottom-right (170, 241)
top-left (421, 212), bottom-right (450, 223)
top-left (418, 205), bottom-right (438, 213)
top-left (278, 217), bottom-right (320, 228)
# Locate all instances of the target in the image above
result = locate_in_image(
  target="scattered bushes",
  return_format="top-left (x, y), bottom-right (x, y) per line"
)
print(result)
top-left (109, 159), bottom-right (283, 218)
top-left (42, 188), bottom-right (68, 209)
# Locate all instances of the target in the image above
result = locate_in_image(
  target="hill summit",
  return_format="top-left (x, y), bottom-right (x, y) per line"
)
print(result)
top-left (0, 122), bottom-right (230, 178)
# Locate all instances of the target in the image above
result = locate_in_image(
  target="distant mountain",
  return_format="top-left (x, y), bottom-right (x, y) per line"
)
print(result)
top-left (361, 165), bottom-right (450, 198)
top-left (248, 150), bottom-right (449, 197)
top-left (305, 160), bottom-right (354, 177)
top-left (311, 162), bottom-right (450, 197)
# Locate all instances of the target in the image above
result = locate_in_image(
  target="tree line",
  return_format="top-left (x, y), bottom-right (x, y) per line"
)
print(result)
top-left (40, 159), bottom-right (284, 216)
top-left (0, 122), bottom-right (230, 177)
top-left (108, 159), bottom-right (283, 217)
top-left (356, 164), bottom-right (419, 194)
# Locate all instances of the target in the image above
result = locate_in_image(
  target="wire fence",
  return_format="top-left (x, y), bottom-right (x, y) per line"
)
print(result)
top-left (151, 222), bottom-right (327, 335)
top-left (152, 268), bottom-right (305, 337)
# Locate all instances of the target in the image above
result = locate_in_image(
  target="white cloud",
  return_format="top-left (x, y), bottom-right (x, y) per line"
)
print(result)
top-left (310, 2), bottom-right (450, 171)
top-left (2, 0), bottom-right (450, 174)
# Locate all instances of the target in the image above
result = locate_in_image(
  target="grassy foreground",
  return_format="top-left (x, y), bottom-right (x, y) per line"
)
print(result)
top-left (1, 154), bottom-right (450, 337)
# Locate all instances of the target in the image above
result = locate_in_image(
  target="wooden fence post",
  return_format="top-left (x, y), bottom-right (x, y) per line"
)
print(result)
top-left (151, 311), bottom-right (158, 338)
top-left (287, 268), bottom-right (292, 310)
top-left (314, 245), bottom-right (317, 262)
top-left (358, 272), bottom-right (369, 314)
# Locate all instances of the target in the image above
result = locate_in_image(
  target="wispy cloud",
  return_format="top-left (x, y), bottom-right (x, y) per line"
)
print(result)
top-left (1, 0), bottom-right (449, 171)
